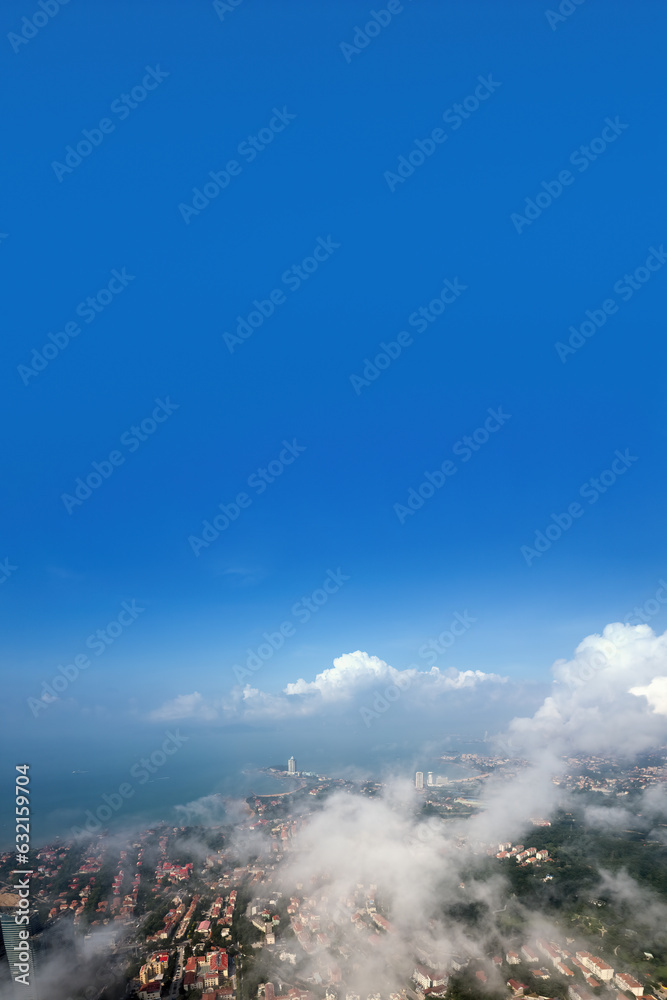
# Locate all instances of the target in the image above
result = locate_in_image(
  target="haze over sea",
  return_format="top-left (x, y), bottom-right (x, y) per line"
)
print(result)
top-left (4, 728), bottom-right (474, 848)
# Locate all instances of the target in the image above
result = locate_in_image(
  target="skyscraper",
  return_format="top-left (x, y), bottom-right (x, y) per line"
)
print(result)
top-left (0, 906), bottom-right (39, 1000)
top-left (288, 756), bottom-right (296, 774)
top-left (415, 772), bottom-right (423, 789)
top-left (427, 772), bottom-right (434, 786)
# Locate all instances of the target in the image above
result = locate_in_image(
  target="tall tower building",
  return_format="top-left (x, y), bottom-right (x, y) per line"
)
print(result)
top-left (0, 906), bottom-right (40, 1000)
top-left (427, 772), bottom-right (434, 786)
top-left (415, 772), bottom-right (424, 790)
top-left (288, 756), bottom-right (296, 774)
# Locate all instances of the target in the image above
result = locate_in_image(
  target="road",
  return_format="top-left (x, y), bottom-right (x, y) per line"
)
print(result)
top-left (168, 943), bottom-right (186, 998)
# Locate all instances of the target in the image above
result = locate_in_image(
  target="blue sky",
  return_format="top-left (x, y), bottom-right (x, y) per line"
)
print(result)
top-left (2, 0), bottom-right (667, 762)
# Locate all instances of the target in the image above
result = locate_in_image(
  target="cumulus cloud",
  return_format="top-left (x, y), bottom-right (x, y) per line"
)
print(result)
top-left (630, 675), bottom-right (667, 716)
top-left (284, 650), bottom-right (395, 697)
top-left (466, 622), bottom-right (667, 839)
top-left (284, 651), bottom-right (505, 699)
top-left (149, 650), bottom-right (508, 724)
top-left (509, 622), bottom-right (667, 757)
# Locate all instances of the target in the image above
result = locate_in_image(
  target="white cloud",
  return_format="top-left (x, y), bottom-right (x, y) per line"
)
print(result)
top-left (276, 780), bottom-right (505, 995)
top-left (149, 690), bottom-right (218, 722)
top-left (285, 650), bottom-right (505, 699)
top-left (463, 622), bottom-right (667, 841)
top-left (149, 650), bottom-right (507, 722)
top-left (284, 650), bottom-right (394, 697)
top-left (148, 623), bottom-right (667, 776)
top-left (143, 623), bottom-right (667, 982)
top-left (582, 804), bottom-right (635, 831)
top-left (173, 792), bottom-right (228, 825)
top-left (630, 675), bottom-right (667, 716)
top-left (509, 622), bottom-right (667, 756)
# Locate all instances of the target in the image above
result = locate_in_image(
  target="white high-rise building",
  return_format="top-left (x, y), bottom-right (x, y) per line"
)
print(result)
top-left (427, 772), bottom-right (434, 786)
top-left (415, 771), bottom-right (424, 789)
top-left (288, 756), bottom-right (296, 774)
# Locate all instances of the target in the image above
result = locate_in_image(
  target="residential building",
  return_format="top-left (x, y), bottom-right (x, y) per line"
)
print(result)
top-left (576, 952), bottom-right (614, 981)
top-left (615, 973), bottom-right (643, 996)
